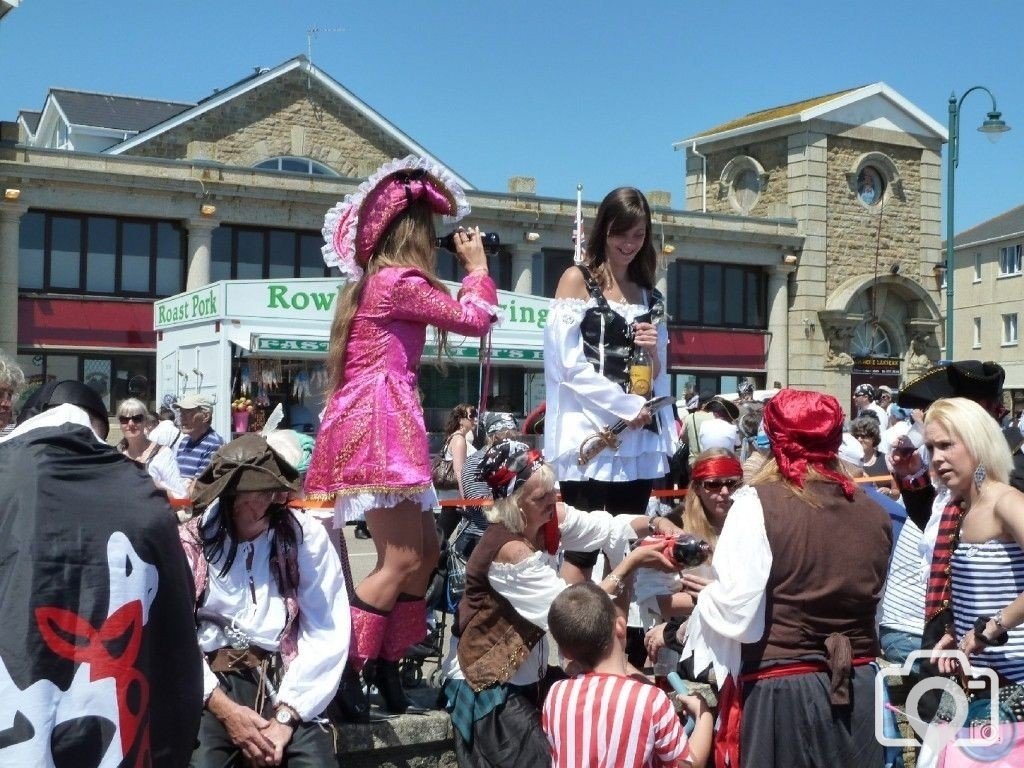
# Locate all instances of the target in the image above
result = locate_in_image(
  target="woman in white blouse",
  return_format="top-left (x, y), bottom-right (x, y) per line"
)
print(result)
top-left (442, 440), bottom-right (680, 767)
top-left (543, 187), bottom-right (673, 586)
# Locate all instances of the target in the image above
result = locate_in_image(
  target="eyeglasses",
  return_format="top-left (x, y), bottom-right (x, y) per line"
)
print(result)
top-left (119, 414), bottom-right (145, 425)
top-left (701, 478), bottom-right (740, 492)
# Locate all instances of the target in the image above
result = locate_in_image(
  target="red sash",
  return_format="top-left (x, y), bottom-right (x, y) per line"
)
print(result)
top-left (715, 656), bottom-right (875, 767)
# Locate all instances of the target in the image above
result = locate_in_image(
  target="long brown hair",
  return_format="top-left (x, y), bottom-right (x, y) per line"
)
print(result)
top-left (748, 456), bottom-right (848, 508)
top-left (585, 187), bottom-right (656, 291)
top-left (324, 200), bottom-right (449, 394)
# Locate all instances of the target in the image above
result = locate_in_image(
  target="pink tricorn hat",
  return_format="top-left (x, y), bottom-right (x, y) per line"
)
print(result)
top-left (322, 155), bottom-right (470, 282)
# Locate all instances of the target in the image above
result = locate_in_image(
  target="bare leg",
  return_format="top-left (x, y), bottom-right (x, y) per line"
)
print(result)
top-left (355, 501), bottom-right (437, 611)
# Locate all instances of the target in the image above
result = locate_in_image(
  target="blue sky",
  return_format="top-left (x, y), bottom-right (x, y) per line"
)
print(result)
top-left (2, 1), bottom-right (1022, 233)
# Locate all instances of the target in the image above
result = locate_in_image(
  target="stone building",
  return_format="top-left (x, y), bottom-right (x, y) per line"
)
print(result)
top-left (680, 83), bottom-right (947, 404)
top-left (948, 205), bottom-right (1024, 415)
top-left (1, 59), bottom-right (949, 427)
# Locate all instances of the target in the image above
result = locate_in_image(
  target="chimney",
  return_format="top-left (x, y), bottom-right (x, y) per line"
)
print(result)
top-left (508, 176), bottom-right (536, 195)
top-left (646, 190), bottom-right (672, 208)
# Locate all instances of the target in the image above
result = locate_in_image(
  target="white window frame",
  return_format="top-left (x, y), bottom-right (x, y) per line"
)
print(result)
top-left (1002, 313), bottom-right (1019, 346)
top-left (999, 244), bottom-right (1022, 276)
top-left (973, 317), bottom-right (982, 348)
top-left (973, 252), bottom-right (982, 282)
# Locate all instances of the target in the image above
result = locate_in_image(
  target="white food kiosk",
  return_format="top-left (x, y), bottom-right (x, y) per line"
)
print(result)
top-left (154, 277), bottom-right (549, 439)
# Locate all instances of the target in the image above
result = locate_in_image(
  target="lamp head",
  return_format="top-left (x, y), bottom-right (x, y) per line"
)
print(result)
top-left (979, 110), bottom-right (1010, 143)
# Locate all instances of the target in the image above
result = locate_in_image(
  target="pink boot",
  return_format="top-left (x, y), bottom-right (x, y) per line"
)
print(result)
top-left (370, 598), bottom-right (427, 714)
top-left (380, 598), bottom-right (427, 662)
top-left (349, 604), bottom-right (389, 670)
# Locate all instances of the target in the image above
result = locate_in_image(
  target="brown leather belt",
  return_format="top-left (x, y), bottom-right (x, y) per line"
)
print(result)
top-left (206, 646), bottom-right (273, 673)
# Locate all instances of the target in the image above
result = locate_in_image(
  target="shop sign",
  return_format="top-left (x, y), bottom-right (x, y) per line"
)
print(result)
top-left (853, 356), bottom-right (902, 373)
top-left (155, 286), bottom-right (223, 328)
top-left (424, 345), bottom-right (544, 361)
top-left (255, 337), bottom-right (330, 354)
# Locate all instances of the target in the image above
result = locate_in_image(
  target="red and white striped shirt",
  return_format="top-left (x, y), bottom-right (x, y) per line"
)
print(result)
top-left (542, 672), bottom-right (691, 768)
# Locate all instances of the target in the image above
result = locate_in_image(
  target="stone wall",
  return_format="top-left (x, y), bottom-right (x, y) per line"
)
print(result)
top-left (701, 138), bottom-right (789, 217)
top-left (125, 70), bottom-right (403, 176)
top-left (824, 138), bottom-right (922, 297)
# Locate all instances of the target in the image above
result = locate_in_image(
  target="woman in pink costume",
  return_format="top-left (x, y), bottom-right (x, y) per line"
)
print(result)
top-left (306, 156), bottom-right (497, 720)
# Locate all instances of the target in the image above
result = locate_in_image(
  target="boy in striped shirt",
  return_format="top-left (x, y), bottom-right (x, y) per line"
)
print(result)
top-left (542, 583), bottom-right (712, 768)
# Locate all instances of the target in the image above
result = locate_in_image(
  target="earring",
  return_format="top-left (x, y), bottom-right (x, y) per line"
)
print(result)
top-left (974, 464), bottom-right (987, 491)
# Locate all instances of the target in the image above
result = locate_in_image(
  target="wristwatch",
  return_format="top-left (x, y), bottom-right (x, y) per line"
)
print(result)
top-left (274, 707), bottom-right (300, 728)
top-left (974, 616), bottom-right (1009, 647)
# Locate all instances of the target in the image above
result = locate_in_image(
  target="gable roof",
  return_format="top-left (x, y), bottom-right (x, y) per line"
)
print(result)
top-left (48, 89), bottom-right (194, 132)
top-left (106, 54), bottom-right (473, 189)
top-left (676, 82), bottom-right (948, 148)
top-left (953, 203), bottom-right (1024, 248)
top-left (18, 110), bottom-right (41, 134)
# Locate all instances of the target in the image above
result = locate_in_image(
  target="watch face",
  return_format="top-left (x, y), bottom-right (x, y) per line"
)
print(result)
top-left (275, 709), bottom-right (295, 725)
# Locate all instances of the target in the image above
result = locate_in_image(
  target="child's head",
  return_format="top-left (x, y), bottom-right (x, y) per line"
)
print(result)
top-left (548, 582), bottom-right (620, 670)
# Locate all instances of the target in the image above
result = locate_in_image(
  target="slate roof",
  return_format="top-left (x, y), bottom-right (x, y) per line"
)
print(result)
top-left (18, 110), bottom-right (41, 133)
top-left (49, 89), bottom-right (194, 132)
top-left (694, 86), bottom-right (864, 139)
top-left (954, 203), bottom-right (1024, 247)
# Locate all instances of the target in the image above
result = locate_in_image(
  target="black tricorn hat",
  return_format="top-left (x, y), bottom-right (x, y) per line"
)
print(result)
top-left (897, 360), bottom-right (1005, 410)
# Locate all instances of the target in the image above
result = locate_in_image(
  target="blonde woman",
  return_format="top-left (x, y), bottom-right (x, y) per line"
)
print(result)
top-left (116, 397), bottom-right (187, 499)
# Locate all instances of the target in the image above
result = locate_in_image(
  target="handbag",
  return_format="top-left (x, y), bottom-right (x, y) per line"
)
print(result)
top-left (431, 437), bottom-right (458, 490)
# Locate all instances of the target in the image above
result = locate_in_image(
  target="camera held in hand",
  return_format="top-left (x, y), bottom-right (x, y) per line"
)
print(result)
top-left (635, 533), bottom-right (712, 569)
top-left (436, 230), bottom-right (501, 255)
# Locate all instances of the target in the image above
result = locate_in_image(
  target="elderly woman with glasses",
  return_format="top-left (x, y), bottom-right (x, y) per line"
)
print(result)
top-left (116, 397), bottom-right (188, 499)
top-left (442, 439), bottom-right (683, 768)
top-left (0, 353), bottom-right (26, 437)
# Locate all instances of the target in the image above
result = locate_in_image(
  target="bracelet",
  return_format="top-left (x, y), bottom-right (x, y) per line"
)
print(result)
top-left (974, 616), bottom-right (1010, 646)
top-left (994, 610), bottom-right (1010, 634)
top-left (605, 573), bottom-right (626, 597)
top-left (648, 517), bottom-right (660, 536)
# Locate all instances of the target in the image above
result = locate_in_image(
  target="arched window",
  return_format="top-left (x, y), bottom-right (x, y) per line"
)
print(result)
top-left (850, 320), bottom-right (892, 357)
top-left (254, 157), bottom-right (338, 176)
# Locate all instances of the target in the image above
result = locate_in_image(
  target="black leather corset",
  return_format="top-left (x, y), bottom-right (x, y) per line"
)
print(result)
top-left (580, 305), bottom-right (651, 392)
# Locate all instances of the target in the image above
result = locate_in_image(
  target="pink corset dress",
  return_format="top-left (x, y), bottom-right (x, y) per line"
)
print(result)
top-left (305, 267), bottom-right (497, 505)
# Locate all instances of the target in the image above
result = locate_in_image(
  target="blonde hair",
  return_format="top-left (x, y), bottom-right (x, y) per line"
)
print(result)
top-left (924, 397), bottom-right (1012, 484)
top-left (117, 398), bottom-right (148, 418)
top-left (748, 456), bottom-right (846, 508)
top-left (324, 200), bottom-right (448, 395)
top-left (485, 463), bottom-right (556, 535)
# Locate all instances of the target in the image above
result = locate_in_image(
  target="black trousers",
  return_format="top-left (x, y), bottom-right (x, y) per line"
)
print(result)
top-left (190, 668), bottom-right (335, 768)
top-left (560, 477), bottom-right (653, 569)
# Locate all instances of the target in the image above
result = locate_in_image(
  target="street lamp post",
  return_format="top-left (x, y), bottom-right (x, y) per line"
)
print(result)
top-left (944, 87), bottom-right (1010, 361)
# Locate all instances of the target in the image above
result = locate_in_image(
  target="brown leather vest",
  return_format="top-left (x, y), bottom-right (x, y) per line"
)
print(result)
top-left (456, 523), bottom-right (545, 692)
top-left (740, 481), bottom-right (891, 670)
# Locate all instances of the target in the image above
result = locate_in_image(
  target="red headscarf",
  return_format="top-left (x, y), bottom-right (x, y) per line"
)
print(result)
top-left (691, 454), bottom-right (743, 483)
top-left (762, 388), bottom-right (854, 499)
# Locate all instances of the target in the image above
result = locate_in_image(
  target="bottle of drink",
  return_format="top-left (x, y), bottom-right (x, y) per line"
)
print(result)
top-left (670, 535), bottom-right (712, 568)
top-left (629, 344), bottom-right (652, 396)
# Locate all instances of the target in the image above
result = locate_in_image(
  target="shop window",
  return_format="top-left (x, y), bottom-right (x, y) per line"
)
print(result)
top-left (17, 211), bottom-right (185, 297)
top-left (207, 225), bottom-right (332, 281)
top-left (666, 261), bottom-right (766, 330)
top-left (86, 217), bottom-right (116, 293)
top-left (50, 216), bottom-right (82, 289)
top-left (14, 351), bottom-right (156, 414)
top-left (18, 211), bottom-right (45, 290)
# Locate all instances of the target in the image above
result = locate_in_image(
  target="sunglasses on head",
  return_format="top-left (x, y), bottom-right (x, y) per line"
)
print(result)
top-left (119, 414), bottom-right (145, 425)
top-left (701, 478), bottom-right (740, 492)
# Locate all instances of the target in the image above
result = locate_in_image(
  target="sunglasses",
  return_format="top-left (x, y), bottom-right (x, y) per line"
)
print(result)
top-left (119, 414), bottom-right (145, 425)
top-left (701, 478), bottom-right (740, 492)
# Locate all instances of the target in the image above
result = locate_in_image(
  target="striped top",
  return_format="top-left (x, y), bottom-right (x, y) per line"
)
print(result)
top-left (542, 672), bottom-right (690, 768)
top-left (951, 539), bottom-right (1024, 683)
top-left (175, 429), bottom-right (224, 479)
top-left (459, 449), bottom-right (492, 529)
top-left (879, 520), bottom-right (926, 635)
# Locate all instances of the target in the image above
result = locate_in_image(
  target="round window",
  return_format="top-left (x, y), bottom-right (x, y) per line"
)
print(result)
top-left (856, 166), bottom-right (885, 207)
